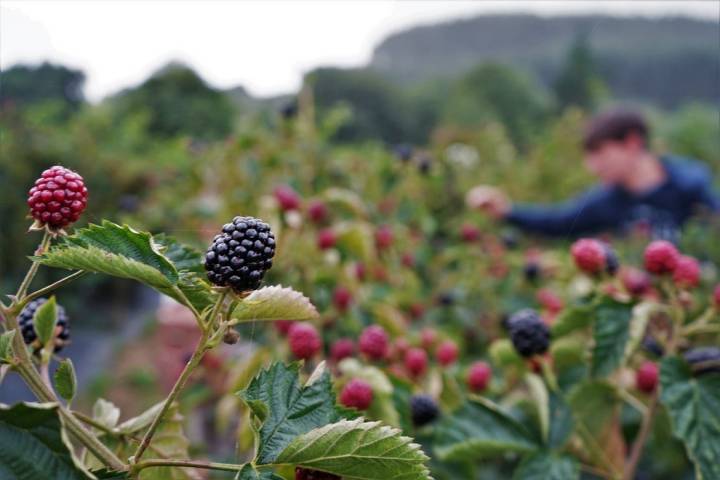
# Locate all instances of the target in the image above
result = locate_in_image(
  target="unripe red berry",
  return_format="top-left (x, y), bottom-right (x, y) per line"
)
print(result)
top-left (673, 255), bottom-right (701, 288)
top-left (359, 325), bottom-right (389, 360)
top-left (536, 288), bottom-right (563, 314)
top-left (622, 267), bottom-right (652, 296)
top-left (307, 200), bottom-right (329, 223)
top-left (317, 228), bottom-right (337, 250)
top-left (288, 322), bottom-right (322, 360)
top-left (274, 185), bottom-right (301, 211)
top-left (333, 286), bottom-right (353, 312)
top-left (27, 165), bottom-right (88, 230)
top-left (644, 240), bottom-right (680, 274)
top-left (636, 361), bottom-right (659, 393)
top-left (460, 223), bottom-right (481, 243)
top-left (375, 225), bottom-right (394, 250)
top-left (714, 285), bottom-right (720, 308)
top-left (339, 378), bottom-right (374, 410)
top-left (404, 347), bottom-right (428, 378)
top-left (467, 361), bottom-right (492, 392)
top-left (570, 238), bottom-right (606, 274)
top-left (274, 320), bottom-right (295, 336)
top-left (401, 252), bottom-right (416, 268)
top-left (330, 338), bottom-right (355, 362)
top-left (420, 327), bottom-right (437, 350)
top-left (436, 340), bottom-right (459, 366)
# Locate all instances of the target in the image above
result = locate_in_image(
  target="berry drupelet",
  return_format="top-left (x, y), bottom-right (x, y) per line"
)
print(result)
top-left (18, 298), bottom-right (70, 352)
top-left (204, 216), bottom-right (275, 292)
top-left (507, 309), bottom-right (550, 358)
top-left (27, 166), bottom-right (88, 231)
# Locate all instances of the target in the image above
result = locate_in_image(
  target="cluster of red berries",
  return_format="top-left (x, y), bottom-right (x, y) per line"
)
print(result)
top-left (643, 240), bottom-right (701, 288)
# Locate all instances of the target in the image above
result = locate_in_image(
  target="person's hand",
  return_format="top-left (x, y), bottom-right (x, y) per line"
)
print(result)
top-left (465, 185), bottom-right (511, 219)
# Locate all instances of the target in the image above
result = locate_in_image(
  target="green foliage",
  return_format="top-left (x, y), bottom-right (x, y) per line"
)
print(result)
top-left (54, 359), bottom-right (78, 403)
top-left (33, 295), bottom-right (58, 347)
top-left (235, 465), bottom-right (283, 480)
top-left (553, 33), bottom-right (605, 111)
top-left (0, 331), bottom-right (16, 362)
top-left (0, 62), bottom-right (85, 113)
top-left (231, 285), bottom-right (319, 323)
top-left (512, 452), bottom-right (578, 480)
top-left (590, 300), bottom-right (633, 377)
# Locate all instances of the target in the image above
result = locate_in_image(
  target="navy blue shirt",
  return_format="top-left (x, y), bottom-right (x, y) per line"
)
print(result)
top-left (506, 156), bottom-right (719, 237)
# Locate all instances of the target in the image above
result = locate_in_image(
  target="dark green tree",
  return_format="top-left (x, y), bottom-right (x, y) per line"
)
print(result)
top-left (0, 62), bottom-right (85, 113)
top-left (554, 33), bottom-right (605, 111)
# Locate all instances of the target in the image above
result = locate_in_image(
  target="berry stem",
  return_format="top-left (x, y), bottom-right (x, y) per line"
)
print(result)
top-left (622, 392), bottom-right (659, 480)
top-left (131, 459), bottom-right (247, 475)
top-left (21, 270), bottom-right (87, 309)
top-left (15, 230), bottom-right (52, 300)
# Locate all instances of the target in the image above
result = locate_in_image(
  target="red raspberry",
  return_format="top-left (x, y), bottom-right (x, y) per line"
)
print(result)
top-left (339, 378), bottom-right (374, 410)
top-left (436, 340), bottom-right (459, 366)
top-left (288, 322), bottom-right (322, 360)
top-left (673, 255), bottom-right (701, 288)
top-left (375, 225), bottom-right (394, 250)
top-left (330, 338), bottom-right (355, 362)
top-left (536, 288), bottom-right (563, 313)
top-left (467, 361), bottom-right (492, 392)
top-left (644, 240), bottom-right (680, 274)
top-left (714, 284), bottom-right (720, 308)
top-left (295, 468), bottom-right (341, 480)
top-left (404, 348), bottom-right (428, 377)
top-left (307, 200), bottom-right (329, 223)
top-left (274, 320), bottom-right (296, 336)
top-left (621, 267), bottom-right (652, 296)
top-left (27, 166), bottom-right (88, 230)
top-left (317, 228), bottom-right (337, 250)
top-left (333, 286), bottom-right (353, 312)
top-left (420, 327), bottom-right (437, 350)
top-left (570, 238), bottom-right (606, 274)
top-left (274, 185), bottom-right (301, 211)
top-left (636, 361), bottom-right (659, 393)
top-left (460, 223), bottom-right (481, 243)
top-left (359, 325), bottom-right (389, 360)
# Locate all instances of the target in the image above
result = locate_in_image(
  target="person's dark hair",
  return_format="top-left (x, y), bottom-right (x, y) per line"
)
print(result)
top-left (582, 109), bottom-right (649, 151)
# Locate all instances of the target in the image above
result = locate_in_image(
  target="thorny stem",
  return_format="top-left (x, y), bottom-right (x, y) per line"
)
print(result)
top-left (15, 231), bottom-right (52, 300)
top-left (622, 392), bottom-right (659, 480)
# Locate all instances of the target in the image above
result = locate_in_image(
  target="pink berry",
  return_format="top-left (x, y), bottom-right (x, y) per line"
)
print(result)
top-left (307, 200), bottom-right (329, 223)
top-left (401, 252), bottom-right (416, 268)
top-left (673, 255), bottom-right (701, 288)
top-left (339, 378), bottom-right (374, 410)
top-left (317, 228), bottom-right (337, 250)
top-left (27, 166), bottom-right (87, 230)
top-left (359, 325), bottom-right (389, 360)
top-left (536, 288), bottom-right (563, 313)
top-left (375, 225), bottom-right (394, 250)
top-left (644, 240), bottom-right (680, 274)
top-left (288, 322), bottom-right (322, 360)
top-left (333, 286), bottom-right (353, 312)
top-left (420, 328), bottom-right (437, 350)
top-left (636, 361), bottom-right (659, 393)
top-left (436, 340), bottom-right (459, 366)
top-left (622, 267), bottom-right (652, 296)
top-left (467, 361), bottom-right (492, 392)
top-left (570, 238), bottom-right (606, 274)
top-left (274, 320), bottom-right (296, 336)
top-left (404, 348), bottom-right (428, 378)
top-left (460, 223), bottom-right (481, 243)
top-left (330, 338), bottom-right (355, 362)
top-left (274, 185), bottom-right (301, 211)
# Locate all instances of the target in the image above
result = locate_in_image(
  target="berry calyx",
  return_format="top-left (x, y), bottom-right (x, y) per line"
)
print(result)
top-left (359, 325), bottom-right (389, 361)
top-left (404, 347), bottom-right (428, 378)
top-left (18, 298), bottom-right (70, 352)
top-left (204, 216), bottom-right (275, 292)
top-left (274, 185), bottom-right (301, 211)
top-left (339, 378), bottom-right (374, 410)
top-left (288, 322), bottom-right (322, 360)
top-left (570, 238), bottom-right (606, 274)
top-left (295, 468), bottom-right (341, 480)
top-left (635, 361), bottom-right (659, 393)
top-left (644, 240), bottom-right (680, 274)
top-left (467, 361), bottom-right (492, 392)
top-left (332, 286), bottom-right (353, 312)
top-left (410, 394), bottom-right (439, 427)
top-left (317, 228), bottom-right (337, 250)
top-left (330, 338), bottom-right (355, 362)
top-left (672, 255), bottom-right (701, 288)
top-left (27, 165), bottom-right (88, 231)
top-left (507, 309), bottom-right (550, 358)
top-left (436, 340), bottom-right (459, 366)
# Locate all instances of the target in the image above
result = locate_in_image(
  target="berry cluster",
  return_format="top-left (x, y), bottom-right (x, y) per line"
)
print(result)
top-left (507, 309), bottom-right (550, 358)
top-left (18, 298), bottom-right (70, 352)
top-left (27, 166), bottom-right (88, 230)
top-left (204, 216), bottom-right (275, 292)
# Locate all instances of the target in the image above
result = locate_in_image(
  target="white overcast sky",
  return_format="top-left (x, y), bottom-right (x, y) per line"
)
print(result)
top-left (1, 1), bottom-right (718, 101)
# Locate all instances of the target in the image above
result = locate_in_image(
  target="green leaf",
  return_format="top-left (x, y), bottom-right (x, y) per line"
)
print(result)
top-left (54, 359), bottom-right (77, 403)
top-left (660, 356), bottom-right (720, 480)
top-left (0, 330), bottom-right (16, 362)
top-left (551, 303), bottom-right (594, 337)
top-left (434, 398), bottom-right (538, 461)
top-left (276, 418), bottom-right (432, 480)
top-left (567, 381), bottom-right (618, 435)
top-left (547, 394), bottom-right (573, 450)
top-left (34, 295), bottom-right (58, 346)
top-left (234, 464), bottom-right (283, 480)
top-left (525, 374), bottom-right (549, 443)
top-left (173, 272), bottom-right (217, 314)
top-left (0, 402), bottom-right (92, 480)
top-left (590, 300), bottom-right (632, 377)
top-left (238, 362), bottom-right (341, 464)
top-left (512, 451), bottom-right (579, 480)
top-left (35, 221), bottom-right (178, 290)
top-left (153, 234), bottom-right (205, 273)
top-left (231, 285), bottom-right (318, 324)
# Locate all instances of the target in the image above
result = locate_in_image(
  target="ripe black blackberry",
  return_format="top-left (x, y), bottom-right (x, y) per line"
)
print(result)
top-left (410, 394), bottom-right (439, 427)
top-left (641, 336), bottom-right (664, 358)
top-left (604, 245), bottom-right (619, 275)
top-left (204, 216), bottom-right (275, 292)
top-left (684, 347), bottom-right (720, 375)
top-left (523, 261), bottom-right (540, 283)
top-left (18, 298), bottom-right (70, 352)
top-left (507, 309), bottom-right (550, 357)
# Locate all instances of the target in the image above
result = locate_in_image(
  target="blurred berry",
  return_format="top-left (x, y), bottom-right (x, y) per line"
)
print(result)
top-left (644, 240), bottom-right (679, 274)
top-left (359, 325), bottom-right (389, 361)
top-left (288, 322), bottom-right (322, 360)
top-left (467, 361), bottom-right (492, 392)
top-left (339, 378), bottom-right (374, 410)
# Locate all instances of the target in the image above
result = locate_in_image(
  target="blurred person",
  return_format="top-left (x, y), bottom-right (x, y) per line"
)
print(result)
top-left (466, 109), bottom-right (719, 238)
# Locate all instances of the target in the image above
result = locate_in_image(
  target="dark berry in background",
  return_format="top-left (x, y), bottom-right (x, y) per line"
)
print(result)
top-left (410, 394), bottom-right (440, 427)
top-left (18, 298), bottom-right (70, 352)
top-left (684, 347), bottom-right (720, 375)
top-left (27, 165), bottom-right (88, 230)
top-left (204, 216), bottom-right (275, 292)
top-left (507, 309), bottom-right (550, 357)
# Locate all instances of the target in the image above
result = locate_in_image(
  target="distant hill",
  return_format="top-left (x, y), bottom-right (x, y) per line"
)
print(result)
top-left (369, 15), bottom-right (719, 107)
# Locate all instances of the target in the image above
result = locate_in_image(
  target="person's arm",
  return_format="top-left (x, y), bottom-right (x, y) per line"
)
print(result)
top-left (696, 177), bottom-right (720, 211)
